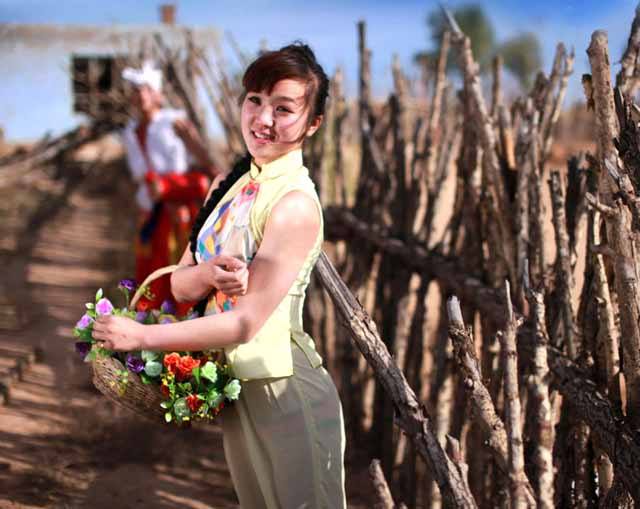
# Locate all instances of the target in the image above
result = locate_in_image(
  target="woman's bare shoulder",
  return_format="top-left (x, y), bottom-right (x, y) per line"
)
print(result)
top-left (268, 190), bottom-right (321, 231)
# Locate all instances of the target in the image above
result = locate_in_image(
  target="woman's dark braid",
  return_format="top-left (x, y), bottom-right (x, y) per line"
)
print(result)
top-left (189, 153), bottom-right (252, 261)
top-left (188, 153), bottom-right (251, 316)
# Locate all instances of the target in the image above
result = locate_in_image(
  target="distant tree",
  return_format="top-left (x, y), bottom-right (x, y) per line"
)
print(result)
top-left (498, 33), bottom-right (543, 90)
top-left (415, 4), bottom-right (496, 72)
top-left (414, 4), bottom-right (543, 93)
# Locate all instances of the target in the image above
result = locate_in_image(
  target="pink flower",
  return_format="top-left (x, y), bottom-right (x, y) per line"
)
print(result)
top-left (96, 298), bottom-right (114, 316)
top-left (76, 313), bottom-right (93, 330)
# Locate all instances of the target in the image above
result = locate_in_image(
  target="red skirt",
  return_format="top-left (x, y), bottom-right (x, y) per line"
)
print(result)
top-left (135, 170), bottom-right (209, 315)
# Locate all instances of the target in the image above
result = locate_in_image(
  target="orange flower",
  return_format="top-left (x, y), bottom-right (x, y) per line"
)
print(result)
top-left (186, 394), bottom-right (203, 412)
top-left (160, 383), bottom-right (170, 398)
top-left (176, 355), bottom-right (200, 382)
top-left (163, 352), bottom-right (181, 375)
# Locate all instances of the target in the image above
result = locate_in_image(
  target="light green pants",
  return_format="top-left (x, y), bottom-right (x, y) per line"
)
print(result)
top-left (221, 342), bottom-right (346, 509)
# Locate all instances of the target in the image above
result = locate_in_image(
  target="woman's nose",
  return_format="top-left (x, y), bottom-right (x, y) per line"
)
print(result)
top-left (256, 105), bottom-right (274, 127)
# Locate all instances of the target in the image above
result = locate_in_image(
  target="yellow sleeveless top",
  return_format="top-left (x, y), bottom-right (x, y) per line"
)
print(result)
top-left (195, 149), bottom-right (323, 380)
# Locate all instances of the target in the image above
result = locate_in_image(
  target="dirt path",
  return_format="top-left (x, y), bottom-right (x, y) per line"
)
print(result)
top-left (0, 150), bottom-right (370, 508)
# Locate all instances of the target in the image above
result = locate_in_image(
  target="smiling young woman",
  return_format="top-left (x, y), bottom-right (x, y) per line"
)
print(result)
top-left (93, 43), bottom-right (347, 508)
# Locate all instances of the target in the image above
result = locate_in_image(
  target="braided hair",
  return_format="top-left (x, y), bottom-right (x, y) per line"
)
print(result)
top-left (188, 153), bottom-right (251, 315)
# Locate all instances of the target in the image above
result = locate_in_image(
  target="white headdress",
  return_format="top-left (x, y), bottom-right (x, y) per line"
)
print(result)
top-left (122, 60), bottom-right (163, 93)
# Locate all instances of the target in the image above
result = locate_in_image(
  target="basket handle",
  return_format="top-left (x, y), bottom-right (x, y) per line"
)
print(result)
top-left (129, 265), bottom-right (182, 310)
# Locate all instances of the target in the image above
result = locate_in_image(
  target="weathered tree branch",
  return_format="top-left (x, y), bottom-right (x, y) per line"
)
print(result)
top-left (548, 351), bottom-right (640, 504)
top-left (444, 8), bottom-right (516, 285)
top-left (324, 206), bottom-right (507, 324)
top-left (370, 459), bottom-right (396, 509)
top-left (616, 4), bottom-right (640, 99)
top-left (315, 253), bottom-right (478, 508)
top-left (549, 170), bottom-right (578, 358)
top-left (523, 267), bottom-right (555, 509)
top-left (446, 296), bottom-right (535, 504)
top-left (587, 29), bottom-right (640, 430)
top-left (499, 281), bottom-right (531, 509)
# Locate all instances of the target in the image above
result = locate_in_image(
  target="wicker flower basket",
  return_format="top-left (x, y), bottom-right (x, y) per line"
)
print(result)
top-left (91, 265), bottom-right (194, 423)
top-left (93, 354), bottom-right (166, 421)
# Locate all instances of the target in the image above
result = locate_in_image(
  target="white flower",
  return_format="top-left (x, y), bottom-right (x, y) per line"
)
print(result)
top-left (223, 379), bottom-right (241, 401)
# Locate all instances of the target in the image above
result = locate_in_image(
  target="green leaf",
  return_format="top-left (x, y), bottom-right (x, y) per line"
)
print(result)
top-left (96, 347), bottom-right (112, 357)
top-left (141, 350), bottom-right (160, 362)
top-left (177, 382), bottom-right (192, 394)
top-left (95, 288), bottom-right (103, 301)
top-left (85, 303), bottom-right (95, 310)
top-left (140, 373), bottom-right (153, 385)
top-left (192, 366), bottom-right (201, 387)
top-left (207, 389), bottom-right (223, 408)
top-left (160, 401), bottom-right (172, 409)
top-left (165, 411), bottom-right (173, 423)
top-left (200, 361), bottom-right (218, 384)
top-left (144, 361), bottom-right (163, 377)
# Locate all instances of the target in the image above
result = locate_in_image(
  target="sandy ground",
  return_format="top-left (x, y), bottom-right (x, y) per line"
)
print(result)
top-left (0, 152), bottom-right (371, 509)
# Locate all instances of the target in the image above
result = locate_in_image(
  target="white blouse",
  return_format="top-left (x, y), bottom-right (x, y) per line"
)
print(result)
top-left (121, 108), bottom-right (191, 211)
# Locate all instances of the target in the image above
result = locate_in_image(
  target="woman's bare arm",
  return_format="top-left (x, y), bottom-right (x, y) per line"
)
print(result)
top-left (93, 190), bottom-right (320, 351)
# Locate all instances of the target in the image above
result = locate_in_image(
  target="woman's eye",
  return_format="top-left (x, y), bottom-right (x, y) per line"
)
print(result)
top-left (248, 96), bottom-right (260, 105)
top-left (276, 106), bottom-right (292, 113)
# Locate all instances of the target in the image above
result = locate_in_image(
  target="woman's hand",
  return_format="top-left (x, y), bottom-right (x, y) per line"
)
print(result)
top-left (205, 255), bottom-right (249, 296)
top-left (173, 117), bottom-right (199, 144)
top-left (93, 316), bottom-right (146, 351)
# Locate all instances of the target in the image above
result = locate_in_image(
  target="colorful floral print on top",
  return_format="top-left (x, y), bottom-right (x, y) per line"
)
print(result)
top-left (197, 180), bottom-right (259, 314)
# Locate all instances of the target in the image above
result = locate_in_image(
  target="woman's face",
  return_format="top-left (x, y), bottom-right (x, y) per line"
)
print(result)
top-left (132, 84), bottom-right (162, 119)
top-left (240, 78), bottom-right (322, 165)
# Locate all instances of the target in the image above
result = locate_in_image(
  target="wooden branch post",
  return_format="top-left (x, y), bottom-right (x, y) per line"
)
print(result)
top-left (315, 253), bottom-right (478, 508)
top-left (587, 30), bottom-right (640, 431)
top-left (370, 459), bottom-right (396, 509)
top-left (446, 296), bottom-right (535, 504)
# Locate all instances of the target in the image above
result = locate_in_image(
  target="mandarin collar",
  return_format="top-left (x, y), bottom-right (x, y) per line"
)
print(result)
top-left (249, 149), bottom-right (303, 182)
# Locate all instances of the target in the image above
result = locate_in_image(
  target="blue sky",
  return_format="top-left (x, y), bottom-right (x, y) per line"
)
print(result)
top-left (1, 0), bottom-right (638, 140)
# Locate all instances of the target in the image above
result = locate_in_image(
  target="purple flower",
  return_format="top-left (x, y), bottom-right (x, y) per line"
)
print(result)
top-left (125, 354), bottom-right (145, 374)
top-left (76, 313), bottom-right (93, 330)
top-left (134, 311), bottom-right (148, 323)
top-left (185, 312), bottom-right (199, 320)
top-left (159, 316), bottom-right (176, 324)
top-left (75, 342), bottom-right (91, 358)
top-left (96, 298), bottom-right (114, 316)
top-left (118, 279), bottom-right (137, 293)
top-left (160, 299), bottom-right (176, 315)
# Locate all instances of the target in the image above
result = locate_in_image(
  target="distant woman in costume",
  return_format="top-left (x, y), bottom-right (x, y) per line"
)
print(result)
top-left (121, 61), bottom-right (215, 310)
